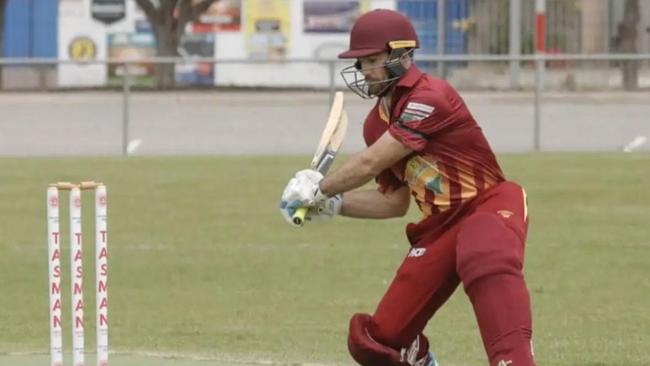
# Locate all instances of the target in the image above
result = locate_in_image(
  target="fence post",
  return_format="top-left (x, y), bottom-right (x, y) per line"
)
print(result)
top-left (39, 64), bottom-right (48, 91)
top-left (509, 0), bottom-right (522, 88)
top-left (122, 62), bottom-right (130, 156)
top-left (328, 60), bottom-right (336, 105)
top-left (534, 55), bottom-right (542, 151)
top-left (437, 0), bottom-right (447, 78)
top-left (534, 0), bottom-right (545, 151)
top-left (535, 0), bottom-right (546, 91)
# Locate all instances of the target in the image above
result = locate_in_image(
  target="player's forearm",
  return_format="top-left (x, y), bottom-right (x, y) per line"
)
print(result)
top-left (320, 132), bottom-right (412, 197)
top-left (319, 153), bottom-right (377, 196)
top-left (340, 188), bottom-right (409, 219)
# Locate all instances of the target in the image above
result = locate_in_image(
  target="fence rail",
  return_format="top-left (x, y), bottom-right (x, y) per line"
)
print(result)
top-left (1, 54), bottom-right (649, 155)
top-left (1, 53), bottom-right (649, 64)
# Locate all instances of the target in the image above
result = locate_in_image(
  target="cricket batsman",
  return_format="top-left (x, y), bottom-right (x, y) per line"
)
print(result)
top-left (280, 9), bottom-right (536, 366)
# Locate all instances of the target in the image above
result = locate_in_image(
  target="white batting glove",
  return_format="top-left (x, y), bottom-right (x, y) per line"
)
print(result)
top-left (312, 193), bottom-right (343, 219)
top-left (279, 169), bottom-right (335, 226)
top-left (279, 177), bottom-right (308, 226)
top-left (280, 193), bottom-right (342, 226)
top-left (279, 171), bottom-right (323, 226)
top-left (294, 169), bottom-right (327, 203)
top-left (279, 200), bottom-right (302, 227)
top-left (282, 176), bottom-right (317, 205)
top-left (295, 169), bottom-right (323, 183)
top-left (291, 194), bottom-right (342, 225)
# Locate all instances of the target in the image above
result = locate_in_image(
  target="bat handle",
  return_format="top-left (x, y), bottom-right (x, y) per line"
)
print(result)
top-left (292, 207), bottom-right (309, 227)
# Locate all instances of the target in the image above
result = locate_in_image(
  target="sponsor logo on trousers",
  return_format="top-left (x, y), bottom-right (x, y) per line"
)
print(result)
top-left (408, 248), bottom-right (426, 257)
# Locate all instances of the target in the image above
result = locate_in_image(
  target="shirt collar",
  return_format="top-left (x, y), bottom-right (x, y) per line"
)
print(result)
top-left (395, 64), bottom-right (423, 89)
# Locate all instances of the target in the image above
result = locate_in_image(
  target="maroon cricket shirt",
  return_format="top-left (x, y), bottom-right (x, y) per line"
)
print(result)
top-left (363, 65), bottom-right (506, 244)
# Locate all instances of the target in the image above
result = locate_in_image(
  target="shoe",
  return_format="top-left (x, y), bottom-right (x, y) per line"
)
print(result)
top-left (426, 351), bottom-right (438, 366)
top-left (414, 351), bottom-right (438, 366)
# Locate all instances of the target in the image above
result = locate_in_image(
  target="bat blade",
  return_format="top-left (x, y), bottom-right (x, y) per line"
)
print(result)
top-left (313, 110), bottom-right (348, 174)
top-left (291, 93), bottom-right (348, 226)
top-left (310, 92), bottom-right (346, 171)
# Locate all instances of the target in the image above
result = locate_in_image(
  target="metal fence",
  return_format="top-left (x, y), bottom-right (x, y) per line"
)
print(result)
top-left (399, 0), bottom-right (650, 54)
top-left (1, 0), bottom-right (649, 156)
top-left (0, 53), bottom-right (648, 157)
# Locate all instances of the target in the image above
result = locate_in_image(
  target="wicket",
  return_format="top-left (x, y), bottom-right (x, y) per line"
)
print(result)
top-left (47, 181), bottom-right (108, 366)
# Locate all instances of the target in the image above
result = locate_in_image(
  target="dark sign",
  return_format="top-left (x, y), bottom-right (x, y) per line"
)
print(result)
top-left (91, 0), bottom-right (126, 25)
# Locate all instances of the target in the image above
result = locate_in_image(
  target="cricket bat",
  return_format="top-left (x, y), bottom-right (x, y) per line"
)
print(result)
top-left (292, 91), bottom-right (348, 226)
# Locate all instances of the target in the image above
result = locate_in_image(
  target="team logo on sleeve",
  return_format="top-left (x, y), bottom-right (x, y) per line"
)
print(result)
top-left (399, 102), bottom-right (435, 123)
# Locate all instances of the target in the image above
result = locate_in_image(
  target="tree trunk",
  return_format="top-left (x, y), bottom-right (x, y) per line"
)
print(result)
top-left (616, 0), bottom-right (640, 91)
top-left (135, 0), bottom-right (219, 89)
top-left (153, 24), bottom-right (179, 89)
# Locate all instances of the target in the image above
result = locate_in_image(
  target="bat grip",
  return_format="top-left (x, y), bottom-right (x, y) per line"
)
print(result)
top-left (292, 207), bottom-right (309, 226)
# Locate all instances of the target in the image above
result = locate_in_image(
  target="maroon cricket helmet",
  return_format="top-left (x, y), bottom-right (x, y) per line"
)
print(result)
top-left (338, 9), bottom-right (419, 59)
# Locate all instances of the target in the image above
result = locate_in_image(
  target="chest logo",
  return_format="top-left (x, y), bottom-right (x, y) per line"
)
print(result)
top-left (406, 156), bottom-right (444, 195)
top-left (425, 176), bottom-right (443, 194)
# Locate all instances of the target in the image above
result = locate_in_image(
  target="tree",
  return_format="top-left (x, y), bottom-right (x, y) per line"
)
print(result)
top-left (612, 0), bottom-right (640, 91)
top-left (0, 0), bottom-right (8, 89)
top-left (135, 0), bottom-right (220, 88)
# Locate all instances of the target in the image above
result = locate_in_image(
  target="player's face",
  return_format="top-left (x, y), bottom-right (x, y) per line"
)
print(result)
top-left (357, 52), bottom-right (390, 96)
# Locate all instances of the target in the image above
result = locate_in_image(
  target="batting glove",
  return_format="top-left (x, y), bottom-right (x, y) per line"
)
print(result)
top-left (280, 193), bottom-right (342, 226)
top-left (279, 172), bottom-right (322, 226)
top-left (314, 193), bottom-right (343, 219)
top-left (294, 169), bottom-right (327, 202)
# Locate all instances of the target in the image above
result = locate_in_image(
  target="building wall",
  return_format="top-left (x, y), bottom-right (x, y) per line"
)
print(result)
top-left (2, 0), bottom-right (649, 89)
top-left (3, 0), bottom-right (58, 57)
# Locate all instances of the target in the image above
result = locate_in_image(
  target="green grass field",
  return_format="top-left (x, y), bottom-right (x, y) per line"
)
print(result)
top-left (0, 154), bottom-right (648, 366)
